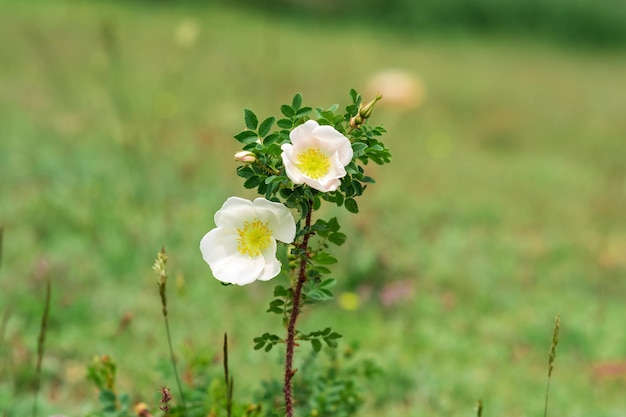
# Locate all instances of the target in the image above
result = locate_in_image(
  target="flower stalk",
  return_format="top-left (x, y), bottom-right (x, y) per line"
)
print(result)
top-left (154, 248), bottom-right (187, 416)
top-left (283, 199), bottom-right (314, 417)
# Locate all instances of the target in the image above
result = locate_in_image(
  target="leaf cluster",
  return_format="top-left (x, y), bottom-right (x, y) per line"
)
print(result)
top-left (233, 90), bottom-right (391, 215)
top-left (298, 327), bottom-right (342, 353)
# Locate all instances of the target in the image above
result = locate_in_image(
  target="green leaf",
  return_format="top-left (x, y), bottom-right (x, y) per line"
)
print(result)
top-left (236, 165), bottom-right (256, 179)
top-left (258, 116), bottom-right (276, 137)
top-left (99, 389), bottom-right (116, 404)
top-left (328, 232), bottom-right (347, 246)
top-left (274, 285), bottom-right (289, 297)
top-left (292, 93), bottom-right (302, 110)
top-left (281, 104), bottom-right (295, 118)
top-left (314, 265), bottom-right (331, 275)
top-left (350, 88), bottom-right (358, 102)
top-left (306, 289), bottom-right (334, 301)
top-left (352, 142), bottom-right (368, 156)
top-left (277, 118), bottom-right (293, 129)
top-left (267, 299), bottom-right (285, 314)
top-left (264, 132), bottom-right (279, 145)
top-left (311, 252), bottom-right (337, 265)
top-left (243, 176), bottom-right (261, 189)
top-left (311, 338), bottom-right (322, 352)
top-left (327, 217), bottom-right (340, 232)
top-left (244, 109), bottom-right (258, 130)
top-left (345, 198), bottom-right (359, 213)
top-left (324, 337), bottom-right (339, 348)
top-left (335, 192), bottom-right (344, 207)
top-left (320, 278), bottom-right (337, 289)
top-left (99, 390), bottom-right (117, 412)
top-left (234, 130), bottom-right (259, 144)
top-left (295, 107), bottom-right (312, 118)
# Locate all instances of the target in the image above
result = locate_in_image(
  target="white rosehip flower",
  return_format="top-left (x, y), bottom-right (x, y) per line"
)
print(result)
top-left (281, 120), bottom-right (353, 192)
top-left (200, 197), bottom-right (296, 285)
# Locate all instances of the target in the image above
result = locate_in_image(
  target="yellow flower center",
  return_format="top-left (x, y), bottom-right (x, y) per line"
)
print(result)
top-left (296, 147), bottom-right (331, 179)
top-left (237, 218), bottom-right (272, 257)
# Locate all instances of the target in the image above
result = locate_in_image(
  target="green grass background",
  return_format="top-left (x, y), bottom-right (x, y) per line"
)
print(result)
top-left (1, 0), bottom-right (626, 416)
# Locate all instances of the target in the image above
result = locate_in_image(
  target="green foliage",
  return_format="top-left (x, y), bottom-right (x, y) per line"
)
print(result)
top-left (233, 91), bottom-right (391, 215)
top-left (255, 347), bottom-right (380, 417)
top-left (226, 0), bottom-right (626, 47)
top-left (86, 356), bottom-right (133, 417)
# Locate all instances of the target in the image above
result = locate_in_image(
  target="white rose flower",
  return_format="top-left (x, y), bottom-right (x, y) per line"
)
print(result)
top-left (200, 197), bottom-right (296, 285)
top-left (280, 120), bottom-right (353, 192)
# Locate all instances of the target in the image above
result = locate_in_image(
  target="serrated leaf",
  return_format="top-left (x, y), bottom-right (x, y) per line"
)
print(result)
top-left (234, 130), bottom-right (259, 144)
top-left (352, 142), bottom-right (368, 156)
top-left (277, 118), bottom-right (293, 129)
top-left (334, 192), bottom-right (344, 207)
top-left (264, 132), bottom-right (279, 145)
top-left (244, 109), bottom-right (258, 130)
top-left (281, 104), bottom-right (295, 118)
top-left (345, 198), bottom-right (359, 213)
top-left (243, 176), bottom-right (261, 189)
top-left (258, 116), bottom-right (276, 137)
top-left (236, 166), bottom-right (256, 179)
top-left (292, 93), bottom-right (302, 110)
top-left (295, 107), bottom-right (312, 118)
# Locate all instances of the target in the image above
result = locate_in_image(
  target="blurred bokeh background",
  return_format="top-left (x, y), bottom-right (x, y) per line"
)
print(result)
top-left (1, 0), bottom-right (626, 415)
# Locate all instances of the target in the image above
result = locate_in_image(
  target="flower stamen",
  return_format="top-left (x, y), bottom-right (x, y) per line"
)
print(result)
top-left (237, 218), bottom-right (272, 256)
top-left (296, 148), bottom-right (330, 180)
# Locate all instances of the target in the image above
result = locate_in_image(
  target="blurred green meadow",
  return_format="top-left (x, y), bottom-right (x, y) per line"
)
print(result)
top-left (1, 0), bottom-right (626, 415)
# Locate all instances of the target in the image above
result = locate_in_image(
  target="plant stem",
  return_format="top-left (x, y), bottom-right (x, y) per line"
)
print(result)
top-left (283, 200), bottom-right (314, 417)
top-left (32, 279), bottom-right (51, 417)
top-left (163, 309), bottom-right (187, 415)
top-left (543, 377), bottom-right (552, 417)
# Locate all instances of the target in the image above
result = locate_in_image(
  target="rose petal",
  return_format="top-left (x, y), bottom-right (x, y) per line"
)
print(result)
top-left (313, 126), bottom-right (352, 164)
top-left (200, 228), bottom-right (264, 285)
top-left (214, 197), bottom-right (256, 228)
top-left (289, 120), bottom-right (319, 147)
top-left (258, 239), bottom-right (281, 281)
top-left (252, 198), bottom-right (296, 243)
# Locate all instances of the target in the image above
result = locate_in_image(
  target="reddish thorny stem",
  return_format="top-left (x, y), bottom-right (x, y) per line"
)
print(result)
top-left (283, 199), bottom-right (314, 417)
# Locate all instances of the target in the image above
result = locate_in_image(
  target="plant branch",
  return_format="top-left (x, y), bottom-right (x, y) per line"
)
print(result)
top-left (283, 199), bottom-right (314, 417)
